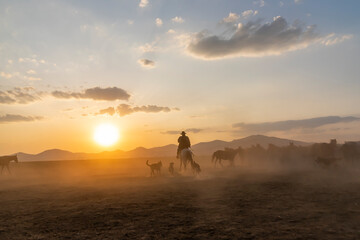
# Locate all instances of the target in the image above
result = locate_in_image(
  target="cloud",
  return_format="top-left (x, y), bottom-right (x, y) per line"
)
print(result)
top-left (0, 114), bottom-right (43, 123)
top-left (26, 70), bottom-right (36, 74)
top-left (242, 10), bottom-right (258, 18)
top-left (172, 16), bottom-right (185, 23)
top-left (138, 59), bottom-right (155, 68)
top-left (18, 57), bottom-right (46, 65)
top-left (52, 87), bottom-right (131, 101)
top-left (0, 93), bottom-right (16, 104)
top-left (0, 72), bottom-right (13, 79)
top-left (187, 16), bottom-right (325, 59)
top-left (321, 33), bottom-right (353, 46)
top-left (139, 0), bottom-right (149, 8)
top-left (95, 104), bottom-right (178, 117)
top-left (222, 13), bottom-right (240, 23)
top-left (24, 76), bottom-right (42, 81)
top-left (155, 18), bottom-right (163, 27)
top-left (127, 20), bottom-right (134, 25)
top-left (0, 87), bottom-right (42, 104)
top-left (254, 0), bottom-right (265, 7)
top-left (167, 29), bottom-right (176, 34)
top-left (95, 107), bottom-right (116, 116)
top-left (233, 116), bottom-right (360, 134)
top-left (117, 104), bottom-right (171, 116)
top-left (294, 0), bottom-right (302, 4)
top-left (221, 11), bottom-right (258, 24)
top-left (162, 128), bottom-right (204, 135)
top-left (1, 87), bottom-right (131, 104)
top-left (138, 43), bottom-right (158, 53)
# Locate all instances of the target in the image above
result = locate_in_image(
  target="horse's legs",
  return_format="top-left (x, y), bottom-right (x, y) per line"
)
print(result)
top-left (6, 165), bottom-right (11, 174)
top-left (1, 165), bottom-right (3, 175)
top-left (219, 159), bottom-right (224, 167)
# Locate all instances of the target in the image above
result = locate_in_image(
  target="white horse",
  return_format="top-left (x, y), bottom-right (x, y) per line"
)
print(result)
top-left (179, 148), bottom-right (194, 171)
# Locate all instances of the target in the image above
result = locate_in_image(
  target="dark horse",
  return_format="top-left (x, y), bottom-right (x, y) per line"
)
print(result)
top-left (212, 147), bottom-right (243, 167)
top-left (0, 155), bottom-right (18, 174)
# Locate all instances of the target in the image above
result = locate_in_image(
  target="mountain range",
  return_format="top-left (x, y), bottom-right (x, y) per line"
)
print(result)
top-left (17, 135), bottom-right (311, 162)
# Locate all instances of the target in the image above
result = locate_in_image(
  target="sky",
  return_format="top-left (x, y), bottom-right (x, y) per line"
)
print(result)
top-left (1, 0), bottom-right (360, 155)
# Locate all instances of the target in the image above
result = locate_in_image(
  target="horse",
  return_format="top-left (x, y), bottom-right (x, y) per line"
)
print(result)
top-left (212, 147), bottom-right (243, 167)
top-left (315, 157), bottom-right (341, 168)
top-left (0, 155), bottom-right (18, 174)
top-left (179, 148), bottom-right (194, 171)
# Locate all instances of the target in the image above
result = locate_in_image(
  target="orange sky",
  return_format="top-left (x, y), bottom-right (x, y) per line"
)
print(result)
top-left (1, 0), bottom-right (360, 155)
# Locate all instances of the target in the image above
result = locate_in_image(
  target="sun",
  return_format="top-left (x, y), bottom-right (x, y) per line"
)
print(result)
top-left (93, 123), bottom-right (119, 146)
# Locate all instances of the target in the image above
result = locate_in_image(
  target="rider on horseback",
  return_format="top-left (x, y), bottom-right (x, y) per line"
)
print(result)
top-left (177, 131), bottom-right (191, 158)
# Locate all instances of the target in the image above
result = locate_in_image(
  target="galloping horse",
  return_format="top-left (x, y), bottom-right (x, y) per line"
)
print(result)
top-left (0, 155), bottom-right (18, 174)
top-left (212, 147), bottom-right (243, 167)
top-left (179, 148), bottom-right (194, 171)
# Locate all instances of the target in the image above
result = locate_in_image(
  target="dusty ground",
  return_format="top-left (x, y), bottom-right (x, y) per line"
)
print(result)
top-left (1, 157), bottom-right (360, 239)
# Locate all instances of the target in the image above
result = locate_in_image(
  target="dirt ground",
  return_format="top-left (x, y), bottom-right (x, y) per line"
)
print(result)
top-left (1, 157), bottom-right (360, 239)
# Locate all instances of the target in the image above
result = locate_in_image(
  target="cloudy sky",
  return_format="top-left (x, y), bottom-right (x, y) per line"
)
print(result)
top-left (1, 0), bottom-right (360, 154)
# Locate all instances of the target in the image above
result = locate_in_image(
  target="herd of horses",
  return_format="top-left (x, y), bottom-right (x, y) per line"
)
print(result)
top-left (182, 139), bottom-right (360, 174)
top-left (209, 139), bottom-right (360, 168)
top-left (1, 139), bottom-right (360, 176)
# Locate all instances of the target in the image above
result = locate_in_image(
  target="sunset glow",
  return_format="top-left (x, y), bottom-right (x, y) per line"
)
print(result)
top-left (93, 124), bottom-right (119, 147)
top-left (0, 0), bottom-right (359, 155)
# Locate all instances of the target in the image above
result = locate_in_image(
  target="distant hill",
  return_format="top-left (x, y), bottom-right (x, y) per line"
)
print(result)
top-left (192, 135), bottom-right (310, 156)
top-left (16, 135), bottom-right (310, 162)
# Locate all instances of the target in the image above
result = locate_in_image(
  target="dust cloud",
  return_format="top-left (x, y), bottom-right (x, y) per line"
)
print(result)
top-left (1, 152), bottom-right (360, 239)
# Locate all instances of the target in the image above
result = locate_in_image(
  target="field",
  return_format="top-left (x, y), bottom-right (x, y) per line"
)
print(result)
top-left (1, 157), bottom-right (360, 239)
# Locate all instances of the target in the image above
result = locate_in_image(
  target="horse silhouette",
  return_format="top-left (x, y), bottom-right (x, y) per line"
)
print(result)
top-left (212, 147), bottom-right (243, 167)
top-left (0, 155), bottom-right (18, 174)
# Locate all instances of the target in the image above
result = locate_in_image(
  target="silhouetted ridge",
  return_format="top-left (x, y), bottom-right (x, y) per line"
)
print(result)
top-left (16, 135), bottom-right (310, 162)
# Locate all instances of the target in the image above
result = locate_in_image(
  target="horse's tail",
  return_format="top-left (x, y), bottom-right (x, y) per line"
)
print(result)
top-left (146, 160), bottom-right (150, 166)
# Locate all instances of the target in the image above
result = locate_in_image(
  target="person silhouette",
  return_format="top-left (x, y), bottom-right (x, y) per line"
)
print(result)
top-left (177, 131), bottom-right (191, 158)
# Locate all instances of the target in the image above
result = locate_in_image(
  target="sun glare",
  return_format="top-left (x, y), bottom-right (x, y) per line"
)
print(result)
top-left (94, 124), bottom-right (119, 146)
